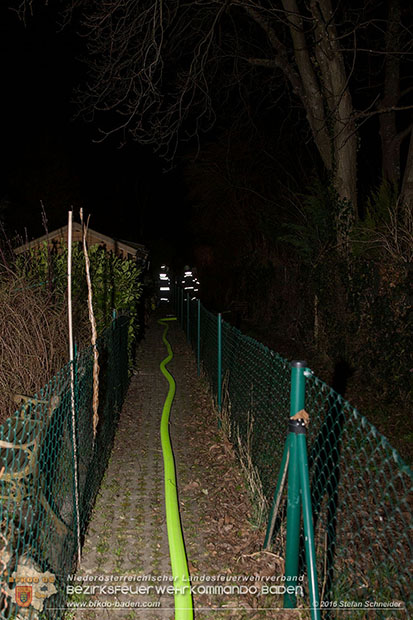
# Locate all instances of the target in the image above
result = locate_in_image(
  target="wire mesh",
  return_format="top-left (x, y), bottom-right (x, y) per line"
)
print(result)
top-left (181, 294), bottom-right (412, 617)
top-left (0, 315), bottom-right (129, 619)
top-left (220, 320), bottom-right (291, 499)
top-left (198, 305), bottom-right (219, 397)
top-left (303, 371), bottom-right (412, 615)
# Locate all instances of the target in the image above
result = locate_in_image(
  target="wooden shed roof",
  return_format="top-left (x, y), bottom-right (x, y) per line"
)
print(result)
top-left (14, 222), bottom-right (148, 263)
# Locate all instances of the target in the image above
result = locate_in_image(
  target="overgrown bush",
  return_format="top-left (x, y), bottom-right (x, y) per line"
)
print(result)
top-left (16, 242), bottom-right (143, 359)
top-left (312, 256), bottom-right (411, 402)
top-left (0, 272), bottom-right (88, 425)
top-left (215, 179), bottom-right (412, 412)
top-left (0, 242), bottom-right (144, 425)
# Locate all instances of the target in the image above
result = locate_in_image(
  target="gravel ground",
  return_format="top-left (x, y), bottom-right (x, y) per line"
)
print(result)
top-left (68, 315), bottom-right (301, 620)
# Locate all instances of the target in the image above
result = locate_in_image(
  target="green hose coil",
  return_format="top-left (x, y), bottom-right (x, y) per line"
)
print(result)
top-left (158, 317), bottom-right (193, 619)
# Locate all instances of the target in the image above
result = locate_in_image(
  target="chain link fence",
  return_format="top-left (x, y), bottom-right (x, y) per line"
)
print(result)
top-left (0, 315), bottom-right (129, 619)
top-left (180, 295), bottom-right (412, 617)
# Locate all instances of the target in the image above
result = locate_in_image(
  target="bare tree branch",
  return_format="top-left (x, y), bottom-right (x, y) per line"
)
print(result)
top-left (357, 104), bottom-right (413, 119)
top-left (13, 0), bottom-right (413, 238)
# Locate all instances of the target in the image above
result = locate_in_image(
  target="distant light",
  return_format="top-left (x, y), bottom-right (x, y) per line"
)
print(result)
top-left (160, 286), bottom-right (170, 291)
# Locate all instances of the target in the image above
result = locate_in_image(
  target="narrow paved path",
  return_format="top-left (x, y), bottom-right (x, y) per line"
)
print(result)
top-left (72, 316), bottom-right (179, 618)
top-left (70, 314), bottom-right (294, 620)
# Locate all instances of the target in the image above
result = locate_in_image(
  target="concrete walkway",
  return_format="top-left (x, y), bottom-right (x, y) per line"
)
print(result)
top-left (72, 317), bottom-right (184, 618)
top-left (69, 315), bottom-right (293, 620)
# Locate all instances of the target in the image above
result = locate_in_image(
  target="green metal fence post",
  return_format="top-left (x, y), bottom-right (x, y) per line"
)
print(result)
top-left (217, 313), bottom-right (222, 413)
top-left (197, 299), bottom-right (201, 376)
top-left (297, 430), bottom-right (320, 619)
top-left (176, 285), bottom-right (180, 322)
top-left (180, 288), bottom-right (184, 328)
top-left (177, 286), bottom-right (180, 322)
top-left (176, 281), bottom-right (179, 318)
top-left (284, 430), bottom-right (300, 608)
top-left (290, 360), bottom-right (306, 418)
top-left (186, 293), bottom-right (190, 343)
top-left (284, 360), bottom-right (306, 609)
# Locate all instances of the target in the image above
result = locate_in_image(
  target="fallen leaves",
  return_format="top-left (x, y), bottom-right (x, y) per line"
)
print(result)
top-left (172, 339), bottom-right (292, 619)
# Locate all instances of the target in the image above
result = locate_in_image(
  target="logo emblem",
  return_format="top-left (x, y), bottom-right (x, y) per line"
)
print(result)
top-left (15, 585), bottom-right (32, 607)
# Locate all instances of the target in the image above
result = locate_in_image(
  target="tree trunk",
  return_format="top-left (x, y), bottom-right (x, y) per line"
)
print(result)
top-left (245, 0), bottom-right (358, 249)
top-left (379, 0), bottom-right (401, 184)
top-left (308, 0), bottom-right (358, 251)
top-left (400, 127), bottom-right (413, 213)
top-left (333, 95), bottom-right (358, 253)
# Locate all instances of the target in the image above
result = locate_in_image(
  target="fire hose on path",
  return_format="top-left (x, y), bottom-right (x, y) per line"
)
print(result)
top-left (158, 317), bottom-right (193, 620)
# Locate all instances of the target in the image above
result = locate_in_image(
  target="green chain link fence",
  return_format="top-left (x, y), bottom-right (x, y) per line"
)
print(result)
top-left (179, 293), bottom-right (412, 617)
top-left (0, 315), bottom-right (129, 619)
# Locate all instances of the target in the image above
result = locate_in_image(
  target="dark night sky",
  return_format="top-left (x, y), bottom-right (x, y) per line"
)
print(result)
top-left (0, 3), bottom-right (188, 263)
top-left (1, 2), bottom-right (411, 277)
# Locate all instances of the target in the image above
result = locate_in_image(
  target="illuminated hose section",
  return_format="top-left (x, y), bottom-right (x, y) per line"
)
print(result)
top-left (158, 317), bottom-right (193, 620)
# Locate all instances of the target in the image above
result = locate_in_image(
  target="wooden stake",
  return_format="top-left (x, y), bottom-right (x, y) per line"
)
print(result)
top-left (68, 210), bottom-right (82, 569)
top-left (80, 208), bottom-right (100, 439)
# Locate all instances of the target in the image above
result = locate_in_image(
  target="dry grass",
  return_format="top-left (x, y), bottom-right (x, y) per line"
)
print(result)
top-left (220, 374), bottom-right (269, 527)
top-left (0, 272), bottom-right (89, 425)
top-left (178, 356), bottom-right (301, 618)
top-left (235, 413), bottom-right (269, 528)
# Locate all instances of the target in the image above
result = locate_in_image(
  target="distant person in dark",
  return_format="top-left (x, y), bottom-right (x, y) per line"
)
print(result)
top-left (159, 264), bottom-right (171, 304)
top-left (181, 266), bottom-right (199, 300)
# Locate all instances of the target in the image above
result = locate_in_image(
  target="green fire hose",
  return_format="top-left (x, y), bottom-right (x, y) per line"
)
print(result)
top-left (158, 317), bottom-right (193, 619)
